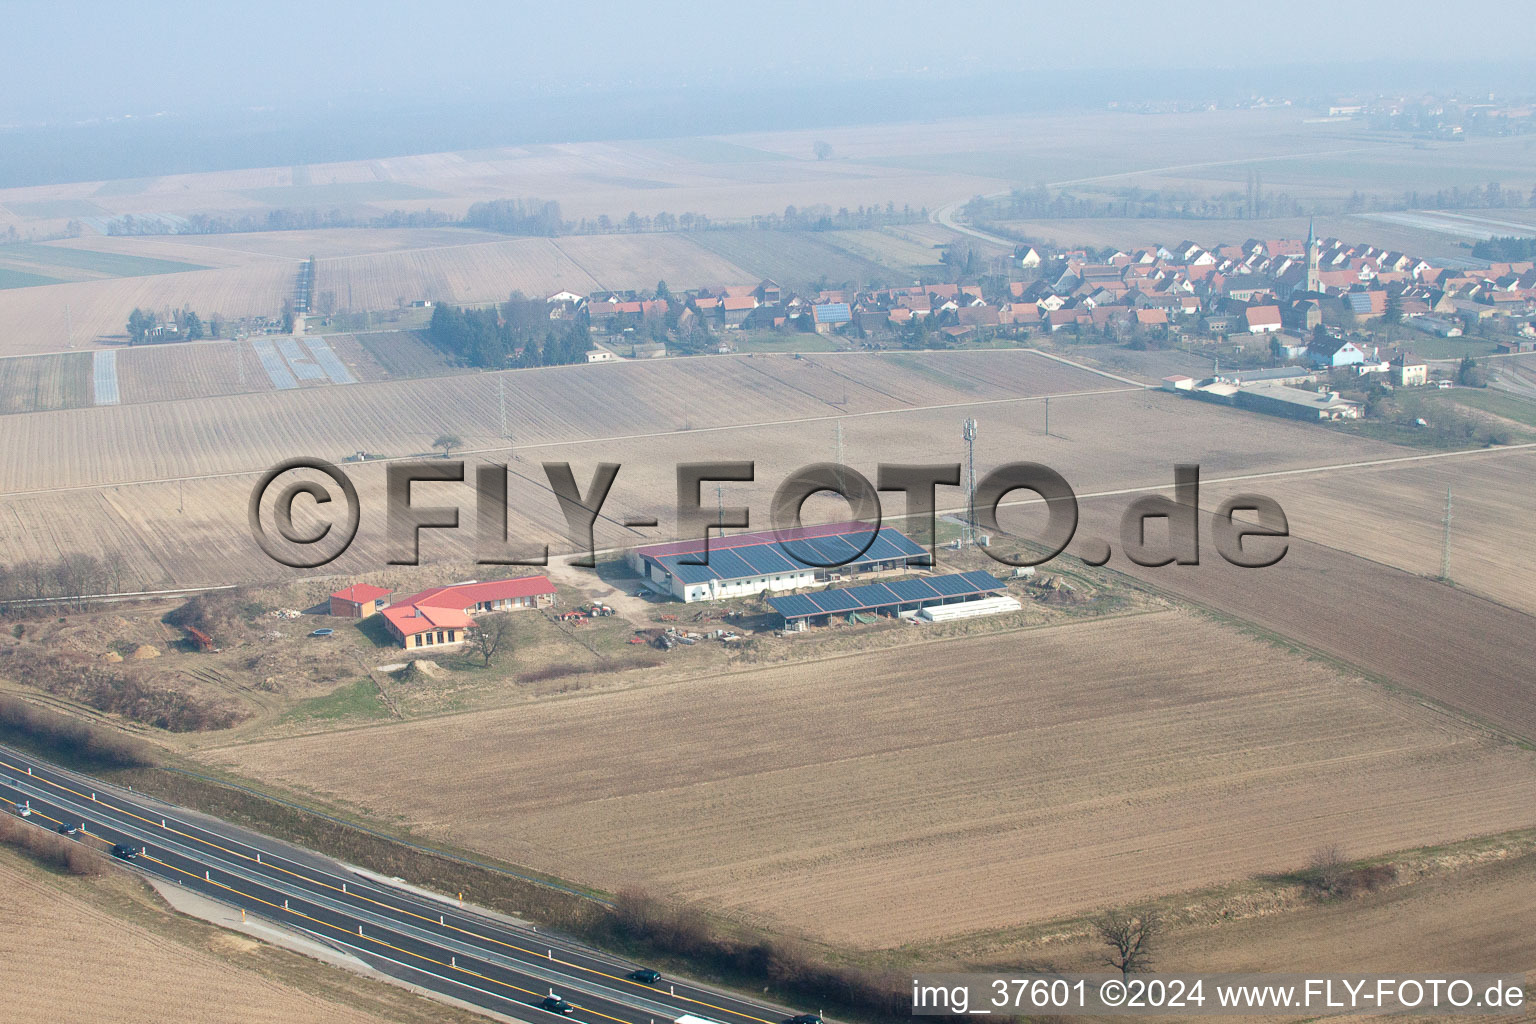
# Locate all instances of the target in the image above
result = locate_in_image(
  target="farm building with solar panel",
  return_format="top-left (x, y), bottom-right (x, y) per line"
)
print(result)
top-left (767, 571), bottom-right (1018, 630)
top-left (627, 521), bottom-right (931, 603)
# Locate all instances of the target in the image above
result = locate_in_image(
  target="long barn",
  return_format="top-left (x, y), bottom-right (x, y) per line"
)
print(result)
top-left (628, 521), bottom-right (929, 603)
top-left (767, 570), bottom-right (1009, 627)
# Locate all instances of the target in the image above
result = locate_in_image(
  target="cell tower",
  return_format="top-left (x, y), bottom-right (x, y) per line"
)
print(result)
top-left (961, 418), bottom-right (978, 547)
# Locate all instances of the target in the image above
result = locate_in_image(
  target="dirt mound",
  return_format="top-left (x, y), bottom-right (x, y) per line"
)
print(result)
top-left (392, 659), bottom-right (442, 683)
top-left (127, 644), bottom-right (160, 660)
top-left (100, 651), bottom-right (124, 663)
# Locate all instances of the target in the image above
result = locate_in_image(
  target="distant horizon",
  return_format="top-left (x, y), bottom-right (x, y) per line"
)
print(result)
top-left (2, 57), bottom-right (1535, 191)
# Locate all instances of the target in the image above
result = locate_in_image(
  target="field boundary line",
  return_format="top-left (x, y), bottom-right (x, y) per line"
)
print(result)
top-left (1024, 347), bottom-right (1151, 387)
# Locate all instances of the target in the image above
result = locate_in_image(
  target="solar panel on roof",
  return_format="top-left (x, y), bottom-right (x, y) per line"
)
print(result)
top-left (846, 583), bottom-right (898, 608)
top-left (768, 594), bottom-right (822, 619)
top-left (876, 529), bottom-right (928, 558)
top-left (927, 574), bottom-right (975, 596)
top-left (739, 544), bottom-right (798, 575)
top-left (888, 578), bottom-right (937, 602)
top-left (960, 570), bottom-right (1006, 591)
top-left (661, 557), bottom-right (717, 585)
top-left (706, 549), bottom-right (756, 581)
top-left (815, 533), bottom-right (870, 565)
top-left (810, 590), bottom-right (859, 613)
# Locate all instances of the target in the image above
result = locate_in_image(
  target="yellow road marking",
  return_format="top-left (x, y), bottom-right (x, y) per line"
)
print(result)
top-left (0, 759), bottom-right (776, 1023)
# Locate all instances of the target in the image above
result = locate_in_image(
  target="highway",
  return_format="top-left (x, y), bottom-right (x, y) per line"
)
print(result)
top-left (0, 745), bottom-right (812, 1024)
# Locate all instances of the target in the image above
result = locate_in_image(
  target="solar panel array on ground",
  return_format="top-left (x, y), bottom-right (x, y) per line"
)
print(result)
top-left (91, 350), bottom-right (119, 405)
top-left (251, 337), bottom-right (298, 389)
top-left (653, 527), bottom-right (927, 585)
top-left (303, 335), bottom-right (358, 384)
top-left (768, 570), bottom-right (1007, 620)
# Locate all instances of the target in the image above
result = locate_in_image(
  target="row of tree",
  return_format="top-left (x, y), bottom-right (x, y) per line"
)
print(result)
top-left (1471, 235), bottom-right (1536, 260)
top-left (970, 181), bottom-right (1536, 226)
top-left (0, 552), bottom-right (137, 612)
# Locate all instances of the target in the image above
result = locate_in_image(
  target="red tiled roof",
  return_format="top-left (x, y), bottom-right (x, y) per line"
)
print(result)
top-left (382, 603), bottom-right (474, 636)
top-left (331, 583), bottom-right (392, 604)
top-left (1245, 305), bottom-right (1282, 328)
top-left (399, 577), bottom-right (556, 611)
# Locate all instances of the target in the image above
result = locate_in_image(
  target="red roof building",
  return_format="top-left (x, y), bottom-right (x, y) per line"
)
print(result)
top-left (381, 576), bottom-right (556, 649)
top-left (329, 583), bottom-right (394, 619)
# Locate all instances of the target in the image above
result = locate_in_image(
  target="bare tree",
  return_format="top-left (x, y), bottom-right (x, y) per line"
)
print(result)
top-left (432, 433), bottom-right (464, 458)
top-left (55, 553), bottom-right (104, 611)
top-left (102, 551), bottom-right (130, 594)
top-left (18, 561), bottom-right (49, 600)
top-left (464, 615), bottom-right (513, 667)
top-left (1095, 907), bottom-right (1160, 981)
top-left (1308, 843), bottom-right (1348, 896)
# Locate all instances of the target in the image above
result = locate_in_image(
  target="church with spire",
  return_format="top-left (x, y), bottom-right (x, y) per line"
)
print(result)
top-left (1305, 218), bottom-right (1321, 295)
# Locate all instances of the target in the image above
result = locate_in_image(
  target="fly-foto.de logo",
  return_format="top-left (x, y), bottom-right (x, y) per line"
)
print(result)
top-left (248, 457), bottom-right (1288, 571)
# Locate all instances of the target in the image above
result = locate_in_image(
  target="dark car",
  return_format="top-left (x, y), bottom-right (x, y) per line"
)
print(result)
top-left (110, 844), bottom-right (138, 860)
top-left (784, 1016), bottom-right (823, 1024)
top-left (628, 968), bottom-right (662, 984)
top-left (56, 823), bottom-right (80, 836)
top-left (540, 996), bottom-right (575, 1015)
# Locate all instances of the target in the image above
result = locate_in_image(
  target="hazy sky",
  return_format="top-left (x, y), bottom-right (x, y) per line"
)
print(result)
top-left (7, 1), bottom-right (1536, 122)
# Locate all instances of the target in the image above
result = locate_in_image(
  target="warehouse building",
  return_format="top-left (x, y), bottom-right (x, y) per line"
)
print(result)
top-left (629, 522), bottom-right (930, 603)
top-left (767, 571), bottom-right (1010, 628)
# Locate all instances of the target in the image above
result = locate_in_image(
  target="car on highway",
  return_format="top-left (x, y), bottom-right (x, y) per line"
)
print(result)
top-left (110, 844), bottom-right (138, 860)
top-left (628, 968), bottom-right (662, 984)
top-left (540, 995), bottom-right (575, 1015)
top-left (16, 800), bottom-right (30, 816)
top-left (56, 823), bottom-right (80, 835)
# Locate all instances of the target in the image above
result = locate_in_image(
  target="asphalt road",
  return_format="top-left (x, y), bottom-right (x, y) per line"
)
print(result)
top-left (0, 745), bottom-right (814, 1024)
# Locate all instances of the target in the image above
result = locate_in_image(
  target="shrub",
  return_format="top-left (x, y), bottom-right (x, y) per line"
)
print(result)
top-left (0, 815), bottom-right (107, 876)
top-left (0, 695), bottom-right (158, 767)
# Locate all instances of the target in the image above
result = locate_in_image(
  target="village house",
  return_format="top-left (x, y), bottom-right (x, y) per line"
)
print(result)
top-left (381, 576), bottom-right (556, 649)
top-left (329, 584), bottom-right (393, 619)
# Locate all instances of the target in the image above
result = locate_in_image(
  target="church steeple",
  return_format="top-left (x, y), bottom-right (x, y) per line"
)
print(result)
top-left (1305, 218), bottom-right (1320, 294)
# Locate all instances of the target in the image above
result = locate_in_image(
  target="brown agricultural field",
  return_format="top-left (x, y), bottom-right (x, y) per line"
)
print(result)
top-left (326, 331), bottom-right (462, 382)
top-left (1069, 491), bottom-right (1536, 745)
top-left (0, 261), bottom-right (297, 355)
top-left (316, 237), bottom-right (602, 312)
top-left (207, 611), bottom-right (1536, 948)
top-left (0, 357), bottom-right (1421, 590)
top-left (115, 339), bottom-right (274, 404)
top-left (0, 352), bottom-right (92, 412)
top-left (0, 350), bottom-right (1122, 493)
top-left (0, 850), bottom-right (454, 1024)
top-left (1201, 446), bottom-right (1536, 616)
top-left (548, 233), bottom-right (753, 290)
